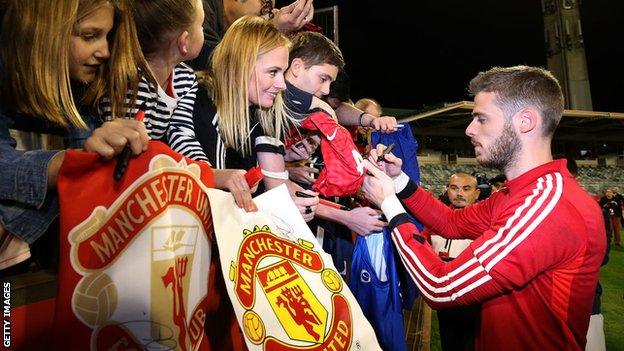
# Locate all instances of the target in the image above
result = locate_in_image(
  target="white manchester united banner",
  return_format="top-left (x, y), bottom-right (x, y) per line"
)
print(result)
top-left (207, 185), bottom-right (381, 350)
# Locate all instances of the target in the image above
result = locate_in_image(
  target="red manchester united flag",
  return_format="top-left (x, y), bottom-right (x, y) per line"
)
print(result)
top-left (54, 141), bottom-right (215, 350)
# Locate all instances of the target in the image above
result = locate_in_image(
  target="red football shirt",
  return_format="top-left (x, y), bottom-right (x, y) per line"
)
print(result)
top-left (390, 160), bottom-right (605, 350)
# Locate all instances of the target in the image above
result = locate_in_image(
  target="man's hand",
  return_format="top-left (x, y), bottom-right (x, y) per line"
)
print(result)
top-left (271, 0), bottom-right (314, 34)
top-left (213, 169), bottom-right (258, 212)
top-left (284, 137), bottom-right (318, 162)
top-left (362, 160), bottom-right (396, 208)
top-left (369, 116), bottom-right (398, 133)
top-left (287, 165), bottom-right (318, 185)
top-left (83, 119), bottom-right (149, 159)
top-left (343, 206), bottom-right (385, 236)
top-left (368, 144), bottom-right (403, 178)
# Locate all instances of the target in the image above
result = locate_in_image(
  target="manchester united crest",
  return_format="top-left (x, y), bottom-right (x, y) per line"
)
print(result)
top-left (228, 225), bottom-right (357, 350)
top-left (65, 154), bottom-right (213, 350)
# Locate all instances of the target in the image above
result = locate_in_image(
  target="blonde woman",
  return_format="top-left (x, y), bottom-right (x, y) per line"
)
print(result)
top-left (193, 15), bottom-right (318, 221)
top-left (0, 0), bottom-right (148, 257)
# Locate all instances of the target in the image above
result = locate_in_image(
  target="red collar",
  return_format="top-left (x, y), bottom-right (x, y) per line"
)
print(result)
top-left (504, 159), bottom-right (569, 195)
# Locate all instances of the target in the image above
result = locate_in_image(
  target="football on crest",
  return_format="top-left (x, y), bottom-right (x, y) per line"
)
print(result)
top-left (322, 269), bottom-right (343, 292)
top-left (242, 310), bottom-right (265, 344)
top-left (72, 272), bottom-right (118, 327)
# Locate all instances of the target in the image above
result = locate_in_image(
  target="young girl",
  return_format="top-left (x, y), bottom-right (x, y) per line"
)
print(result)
top-left (0, 0), bottom-right (148, 266)
top-left (100, 0), bottom-right (205, 157)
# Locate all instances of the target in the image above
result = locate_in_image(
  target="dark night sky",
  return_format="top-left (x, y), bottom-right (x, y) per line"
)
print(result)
top-left (288, 0), bottom-right (624, 112)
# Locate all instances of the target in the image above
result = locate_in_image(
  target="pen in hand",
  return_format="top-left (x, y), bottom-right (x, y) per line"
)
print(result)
top-left (295, 191), bottom-right (349, 211)
top-left (113, 107), bottom-right (146, 181)
top-left (376, 143), bottom-right (395, 162)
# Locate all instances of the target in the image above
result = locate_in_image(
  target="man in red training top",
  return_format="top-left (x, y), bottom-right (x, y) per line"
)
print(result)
top-left (362, 65), bottom-right (605, 350)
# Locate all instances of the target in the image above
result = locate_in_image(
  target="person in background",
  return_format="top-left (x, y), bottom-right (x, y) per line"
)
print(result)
top-left (193, 15), bottom-right (318, 221)
top-left (191, 16), bottom-right (318, 350)
top-left (190, 0), bottom-right (314, 70)
top-left (285, 31), bottom-right (398, 133)
top-left (599, 188), bottom-right (622, 246)
top-left (488, 173), bottom-right (507, 192)
top-left (355, 97), bottom-right (382, 117)
top-left (111, 0), bottom-right (257, 211)
top-left (613, 186), bottom-right (624, 227)
top-left (424, 172), bottom-right (481, 351)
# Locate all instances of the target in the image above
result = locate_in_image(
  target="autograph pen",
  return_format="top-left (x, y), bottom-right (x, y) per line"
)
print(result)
top-left (376, 143), bottom-right (395, 162)
top-left (295, 191), bottom-right (349, 211)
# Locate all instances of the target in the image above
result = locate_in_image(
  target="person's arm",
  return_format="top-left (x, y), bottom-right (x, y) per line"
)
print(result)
top-left (366, 146), bottom-right (490, 239)
top-left (212, 169), bottom-right (257, 212)
top-left (315, 205), bottom-right (385, 236)
top-left (397, 180), bottom-right (492, 240)
top-left (1, 110), bottom-right (61, 206)
top-left (286, 164), bottom-right (318, 185)
top-left (283, 137), bottom-right (318, 162)
top-left (256, 146), bottom-right (319, 222)
top-left (384, 213), bottom-right (508, 309)
top-left (335, 102), bottom-right (398, 133)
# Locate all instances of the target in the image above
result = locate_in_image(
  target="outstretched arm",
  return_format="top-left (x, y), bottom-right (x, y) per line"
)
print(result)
top-left (335, 102), bottom-right (398, 133)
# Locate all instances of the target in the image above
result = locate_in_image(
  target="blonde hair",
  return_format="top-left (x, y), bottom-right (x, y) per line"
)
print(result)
top-left (1, 0), bottom-right (146, 128)
top-left (355, 98), bottom-right (382, 116)
top-left (208, 15), bottom-right (291, 157)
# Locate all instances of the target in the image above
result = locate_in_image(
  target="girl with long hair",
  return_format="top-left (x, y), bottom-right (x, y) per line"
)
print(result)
top-left (0, 0), bottom-right (148, 267)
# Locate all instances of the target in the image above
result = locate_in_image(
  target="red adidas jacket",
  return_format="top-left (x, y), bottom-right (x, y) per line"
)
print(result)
top-left (387, 160), bottom-right (605, 350)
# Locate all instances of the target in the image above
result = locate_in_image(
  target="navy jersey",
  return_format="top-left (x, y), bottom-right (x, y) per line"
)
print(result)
top-left (371, 127), bottom-right (420, 186)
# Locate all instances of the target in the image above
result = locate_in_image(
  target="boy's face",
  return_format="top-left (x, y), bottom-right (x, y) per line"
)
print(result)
top-left (288, 59), bottom-right (338, 98)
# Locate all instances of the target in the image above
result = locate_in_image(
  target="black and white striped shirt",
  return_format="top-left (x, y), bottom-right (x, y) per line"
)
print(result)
top-left (100, 63), bottom-right (209, 162)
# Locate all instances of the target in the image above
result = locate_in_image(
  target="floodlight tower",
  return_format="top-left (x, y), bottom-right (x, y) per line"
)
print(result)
top-left (542, 0), bottom-right (592, 110)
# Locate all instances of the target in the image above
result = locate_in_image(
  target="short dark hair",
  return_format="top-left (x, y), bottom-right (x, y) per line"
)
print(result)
top-left (468, 65), bottom-right (564, 137)
top-left (289, 31), bottom-right (345, 70)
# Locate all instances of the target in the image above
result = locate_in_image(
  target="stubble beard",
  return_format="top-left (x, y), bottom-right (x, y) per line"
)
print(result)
top-left (477, 121), bottom-right (521, 172)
